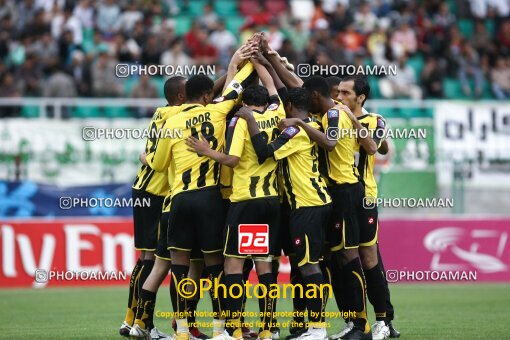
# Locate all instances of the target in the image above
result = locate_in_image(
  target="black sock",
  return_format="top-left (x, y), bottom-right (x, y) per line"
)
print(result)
top-left (170, 264), bottom-right (189, 318)
top-left (302, 273), bottom-right (325, 323)
top-left (187, 299), bottom-right (198, 327)
top-left (125, 258), bottom-right (144, 324)
top-left (378, 246), bottom-right (395, 322)
top-left (331, 263), bottom-right (347, 317)
top-left (206, 264), bottom-right (223, 318)
top-left (365, 264), bottom-right (388, 322)
top-left (224, 273), bottom-right (244, 334)
top-left (139, 259), bottom-right (155, 294)
top-left (135, 289), bottom-right (156, 330)
top-left (342, 258), bottom-right (367, 330)
top-left (258, 273), bottom-right (276, 331)
top-left (319, 261), bottom-right (332, 323)
top-left (290, 264), bottom-right (305, 326)
top-left (240, 260), bottom-right (252, 325)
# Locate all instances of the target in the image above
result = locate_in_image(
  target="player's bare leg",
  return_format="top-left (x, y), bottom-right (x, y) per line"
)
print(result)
top-left (359, 245), bottom-right (389, 340)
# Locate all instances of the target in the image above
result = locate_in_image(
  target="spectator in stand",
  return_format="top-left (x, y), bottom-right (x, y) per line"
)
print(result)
top-left (67, 50), bottom-right (91, 97)
top-left (330, 3), bottom-right (353, 34)
top-left (367, 22), bottom-right (388, 65)
top-left (338, 23), bottom-right (365, 61)
top-left (31, 32), bottom-right (58, 69)
top-left (421, 56), bottom-right (444, 98)
top-left (241, 2), bottom-right (271, 31)
top-left (131, 74), bottom-right (158, 118)
top-left (97, 0), bottom-right (120, 36)
top-left (433, 2), bottom-right (456, 32)
top-left (24, 8), bottom-right (50, 38)
top-left (58, 30), bottom-right (79, 67)
top-left (43, 64), bottom-right (77, 98)
top-left (189, 28), bottom-right (217, 65)
top-left (0, 72), bottom-right (21, 117)
top-left (498, 20), bottom-right (510, 55)
top-left (379, 54), bottom-right (422, 99)
top-left (391, 20), bottom-right (417, 58)
top-left (73, 0), bottom-right (94, 30)
top-left (111, 32), bottom-right (140, 63)
top-left (161, 37), bottom-right (192, 67)
top-left (184, 20), bottom-right (201, 54)
top-left (141, 35), bottom-right (161, 66)
top-left (52, 6), bottom-right (83, 46)
top-left (209, 20), bottom-right (237, 68)
top-left (471, 20), bottom-right (491, 56)
top-left (16, 0), bottom-right (37, 34)
top-left (286, 19), bottom-right (310, 53)
top-left (91, 50), bottom-right (122, 97)
top-left (87, 31), bottom-right (109, 59)
top-left (354, 2), bottom-right (378, 35)
top-left (17, 53), bottom-right (43, 96)
top-left (455, 40), bottom-right (484, 97)
top-left (264, 20), bottom-right (285, 51)
top-left (278, 38), bottom-right (298, 66)
top-left (490, 57), bottom-right (510, 100)
top-left (116, 3), bottom-right (143, 35)
top-left (198, 3), bottom-right (219, 32)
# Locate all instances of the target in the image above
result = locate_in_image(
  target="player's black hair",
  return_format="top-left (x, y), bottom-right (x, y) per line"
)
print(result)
top-left (341, 75), bottom-right (371, 106)
top-left (287, 87), bottom-right (311, 112)
top-left (185, 75), bottom-right (214, 101)
top-left (326, 76), bottom-right (342, 92)
top-left (164, 76), bottom-right (186, 105)
top-left (242, 85), bottom-right (269, 107)
top-left (302, 75), bottom-right (330, 98)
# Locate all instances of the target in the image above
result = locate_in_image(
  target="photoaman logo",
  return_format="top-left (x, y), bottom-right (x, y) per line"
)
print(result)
top-left (238, 224), bottom-right (269, 255)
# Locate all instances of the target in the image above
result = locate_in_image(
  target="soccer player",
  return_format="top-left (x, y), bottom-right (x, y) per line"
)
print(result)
top-left (335, 75), bottom-right (399, 339)
top-left (120, 76), bottom-right (187, 339)
top-left (185, 56), bottom-right (285, 340)
top-left (146, 51), bottom-right (257, 340)
top-left (236, 87), bottom-right (332, 340)
top-left (280, 75), bottom-right (377, 339)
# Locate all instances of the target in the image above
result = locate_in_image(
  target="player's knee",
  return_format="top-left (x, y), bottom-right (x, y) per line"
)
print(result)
top-left (359, 246), bottom-right (378, 269)
top-left (203, 252), bottom-right (223, 267)
top-left (224, 257), bottom-right (244, 275)
top-left (299, 263), bottom-right (321, 277)
top-left (254, 259), bottom-right (272, 276)
top-left (144, 251), bottom-right (155, 261)
top-left (170, 250), bottom-right (190, 265)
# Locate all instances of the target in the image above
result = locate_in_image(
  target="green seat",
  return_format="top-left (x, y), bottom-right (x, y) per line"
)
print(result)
top-left (104, 106), bottom-right (130, 118)
top-left (407, 54), bottom-right (424, 79)
top-left (73, 106), bottom-right (101, 118)
top-left (150, 77), bottom-right (166, 98)
top-left (458, 19), bottom-right (474, 38)
top-left (175, 16), bottom-right (193, 36)
top-left (214, 0), bottom-right (238, 16)
top-left (367, 76), bottom-right (381, 99)
top-left (443, 78), bottom-right (465, 99)
top-left (399, 107), bottom-right (428, 119)
top-left (225, 16), bottom-right (245, 35)
top-left (178, 0), bottom-right (206, 15)
top-left (20, 105), bottom-right (39, 118)
top-left (485, 19), bottom-right (495, 38)
top-left (371, 107), bottom-right (399, 118)
top-left (123, 77), bottom-right (139, 96)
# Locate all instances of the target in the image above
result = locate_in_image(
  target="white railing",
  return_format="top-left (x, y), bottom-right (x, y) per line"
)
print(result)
top-left (0, 97), bottom-right (498, 119)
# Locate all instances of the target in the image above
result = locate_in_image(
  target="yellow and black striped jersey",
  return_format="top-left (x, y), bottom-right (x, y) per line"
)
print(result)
top-left (320, 105), bottom-right (360, 185)
top-left (146, 62), bottom-right (256, 198)
top-left (226, 96), bottom-right (286, 202)
top-left (272, 119), bottom-right (331, 209)
top-left (132, 105), bottom-right (182, 196)
top-left (354, 113), bottom-right (386, 198)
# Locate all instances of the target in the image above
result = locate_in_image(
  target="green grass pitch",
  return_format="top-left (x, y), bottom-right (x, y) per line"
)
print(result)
top-left (1, 283), bottom-right (508, 339)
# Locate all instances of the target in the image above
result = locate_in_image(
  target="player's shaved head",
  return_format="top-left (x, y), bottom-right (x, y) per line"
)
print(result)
top-left (242, 85), bottom-right (269, 107)
top-left (286, 87), bottom-right (311, 115)
top-left (185, 75), bottom-right (214, 102)
top-left (164, 76), bottom-right (186, 105)
top-left (326, 76), bottom-right (342, 99)
top-left (303, 76), bottom-right (330, 98)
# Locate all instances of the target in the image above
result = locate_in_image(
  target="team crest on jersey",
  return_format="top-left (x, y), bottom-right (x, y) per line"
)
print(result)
top-left (335, 222), bottom-right (341, 229)
top-left (266, 103), bottom-right (279, 111)
top-left (327, 108), bottom-right (339, 118)
top-left (294, 237), bottom-right (301, 246)
top-left (377, 117), bottom-right (386, 128)
top-left (213, 96), bottom-right (225, 103)
top-left (283, 126), bottom-right (299, 138)
top-left (229, 116), bottom-right (239, 127)
top-left (368, 217), bottom-right (374, 224)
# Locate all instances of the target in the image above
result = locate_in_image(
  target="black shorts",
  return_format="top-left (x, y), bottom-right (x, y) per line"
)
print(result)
top-left (328, 182), bottom-right (365, 251)
top-left (157, 213), bottom-right (204, 261)
top-left (167, 188), bottom-right (225, 253)
top-left (290, 205), bottom-right (331, 266)
top-left (133, 188), bottom-right (165, 251)
top-left (359, 202), bottom-right (379, 247)
top-left (224, 197), bottom-right (280, 258)
top-left (279, 200), bottom-right (293, 256)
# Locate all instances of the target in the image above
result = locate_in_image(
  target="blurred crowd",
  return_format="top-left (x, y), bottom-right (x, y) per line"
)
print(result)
top-left (0, 0), bottom-right (509, 109)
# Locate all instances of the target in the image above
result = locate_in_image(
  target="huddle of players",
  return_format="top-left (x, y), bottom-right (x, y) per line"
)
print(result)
top-left (119, 33), bottom-right (400, 340)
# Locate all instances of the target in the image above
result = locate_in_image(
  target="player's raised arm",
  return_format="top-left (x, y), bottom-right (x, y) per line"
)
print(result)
top-left (260, 34), bottom-right (303, 89)
top-left (251, 54), bottom-right (277, 97)
top-left (279, 117), bottom-right (337, 151)
top-left (222, 42), bottom-right (258, 93)
top-left (185, 135), bottom-right (240, 168)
